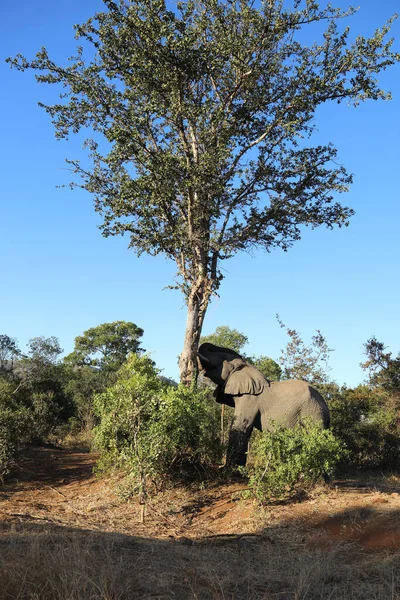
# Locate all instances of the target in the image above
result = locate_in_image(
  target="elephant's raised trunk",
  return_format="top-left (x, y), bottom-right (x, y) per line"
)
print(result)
top-left (197, 352), bottom-right (210, 369)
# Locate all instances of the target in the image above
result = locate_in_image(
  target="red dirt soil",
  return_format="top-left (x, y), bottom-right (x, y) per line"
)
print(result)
top-left (1, 446), bottom-right (400, 550)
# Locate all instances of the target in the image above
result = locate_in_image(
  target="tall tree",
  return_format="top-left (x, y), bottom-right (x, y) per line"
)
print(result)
top-left (8, 0), bottom-right (399, 384)
top-left (64, 321), bottom-right (144, 372)
top-left (27, 336), bottom-right (63, 364)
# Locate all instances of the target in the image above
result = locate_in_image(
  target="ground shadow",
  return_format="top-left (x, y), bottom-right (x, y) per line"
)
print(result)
top-left (307, 505), bottom-right (400, 550)
top-left (333, 469), bottom-right (400, 494)
top-left (2, 445), bottom-right (96, 495)
top-left (1, 513), bottom-right (400, 600)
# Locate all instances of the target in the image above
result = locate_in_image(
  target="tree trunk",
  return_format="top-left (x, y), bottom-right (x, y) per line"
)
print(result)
top-left (179, 280), bottom-right (210, 386)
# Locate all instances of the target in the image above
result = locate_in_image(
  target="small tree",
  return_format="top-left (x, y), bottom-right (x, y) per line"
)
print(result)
top-left (0, 335), bottom-right (22, 370)
top-left (94, 355), bottom-right (221, 497)
top-left (278, 316), bottom-right (333, 384)
top-left (8, 1), bottom-right (399, 384)
top-left (21, 337), bottom-right (71, 442)
top-left (63, 364), bottom-right (104, 430)
top-left (362, 336), bottom-right (400, 397)
top-left (0, 376), bottom-right (31, 480)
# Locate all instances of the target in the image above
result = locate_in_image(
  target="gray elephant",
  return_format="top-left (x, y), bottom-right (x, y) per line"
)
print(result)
top-left (197, 342), bottom-right (330, 468)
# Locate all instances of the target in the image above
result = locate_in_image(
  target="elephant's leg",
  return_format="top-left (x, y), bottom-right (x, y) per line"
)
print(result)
top-left (226, 398), bottom-right (259, 468)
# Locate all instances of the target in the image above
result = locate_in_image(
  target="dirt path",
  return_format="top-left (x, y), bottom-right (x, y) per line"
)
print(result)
top-left (1, 446), bottom-right (400, 549)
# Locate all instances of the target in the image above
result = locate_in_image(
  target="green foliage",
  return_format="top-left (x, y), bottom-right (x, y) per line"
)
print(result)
top-left (27, 336), bottom-right (63, 364)
top-left (0, 376), bottom-right (31, 481)
top-left (27, 392), bottom-right (63, 444)
top-left (64, 321), bottom-right (144, 373)
top-left (200, 326), bottom-right (248, 354)
top-left (0, 407), bottom-right (29, 482)
top-left (8, 1), bottom-right (400, 384)
top-left (93, 355), bottom-right (221, 497)
top-left (362, 336), bottom-right (400, 397)
top-left (277, 316), bottom-right (333, 384)
top-left (62, 364), bottom-right (104, 430)
top-left (245, 421), bottom-right (345, 502)
top-left (200, 326), bottom-right (281, 380)
top-left (19, 338), bottom-right (73, 442)
top-left (63, 321), bottom-right (145, 427)
top-left (0, 334), bottom-right (22, 369)
top-left (329, 385), bottom-right (400, 469)
top-left (0, 335), bottom-right (73, 448)
top-left (248, 356), bottom-right (282, 381)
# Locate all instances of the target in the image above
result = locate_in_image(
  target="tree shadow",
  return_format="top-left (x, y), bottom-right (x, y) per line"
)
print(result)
top-left (307, 505), bottom-right (400, 550)
top-left (2, 445), bottom-right (96, 495)
top-left (1, 507), bottom-right (400, 600)
top-left (334, 469), bottom-right (400, 494)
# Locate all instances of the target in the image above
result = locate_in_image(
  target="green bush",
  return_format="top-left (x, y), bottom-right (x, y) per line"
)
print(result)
top-left (245, 420), bottom-right (345, 502)
top-left (0, 377), bottom-right (28, 480)
top-left (62, 364), bottom-right (104, 431)
top-left (329, 385), bottom-right (400, 469)
top-left (0, 373), bottom-right (31, 480)
top-left (93, 355), bottom-right (221, 497)
top-left (26, 391), bottom-right (63, 443)
top-left (0, 407), bottom-right (30, 481)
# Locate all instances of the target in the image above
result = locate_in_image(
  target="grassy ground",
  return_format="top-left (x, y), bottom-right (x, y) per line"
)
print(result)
top-left (0, 447), bottom-right (399, 599)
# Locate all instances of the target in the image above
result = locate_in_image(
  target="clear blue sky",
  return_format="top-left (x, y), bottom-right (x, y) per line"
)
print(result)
top-left (1, 0), bottom-right (399, 386)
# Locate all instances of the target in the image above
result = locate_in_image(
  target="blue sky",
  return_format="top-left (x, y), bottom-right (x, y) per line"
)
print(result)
top-left (1, 0), bottom-right (399, 386)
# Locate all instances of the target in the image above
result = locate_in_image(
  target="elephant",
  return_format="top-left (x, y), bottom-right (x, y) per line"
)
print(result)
top-left (197, 342), bottom-right (330, 468)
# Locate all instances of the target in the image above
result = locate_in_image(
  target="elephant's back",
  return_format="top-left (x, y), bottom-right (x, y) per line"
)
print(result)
top-left (268, 380), bottom-right (330, 428)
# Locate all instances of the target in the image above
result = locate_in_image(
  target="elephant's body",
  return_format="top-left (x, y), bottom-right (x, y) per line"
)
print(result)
top-left (248, 380), bottom-right (329, 431)
top-left (198, 343), bottom-right (330, 468)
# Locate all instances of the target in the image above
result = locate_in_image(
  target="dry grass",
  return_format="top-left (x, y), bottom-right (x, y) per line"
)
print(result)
top-left (0, 530), bottom-right (135, 600)
top-left (49, 428), bottom-right (94, 452)
top-left (1, 447), bottom-right (400, 599)
top-left (1, 525), bottom-right (400, 599)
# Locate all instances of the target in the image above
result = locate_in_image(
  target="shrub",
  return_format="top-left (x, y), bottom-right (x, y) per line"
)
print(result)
top-left (26, 391), bottom-right (63, 443)
top-left (93, 355), bottom-right (221, 497)
top-left (245, 420), bottom-right (345, 502)
top-left (0, 407), bottom-right (30, 481)
top-left (0, 376), bottom-right (31, 481)
top-left (329, 385), bottom-right (400, 469)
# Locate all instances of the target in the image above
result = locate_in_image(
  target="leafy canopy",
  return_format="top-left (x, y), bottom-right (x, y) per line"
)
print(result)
top-left (250, 355), bottom-right (282, 381)
top-left (65, 321), bottom-right (144, 371)
top-left (27, 336), bottom-right (63, 364)
top-left (200, 325), bottom-right (282, 379)
top-left (0, 335), bottom-right (22, 368)
top-left (277, 315), bottom-right (333, 384)
top-left (246, 419), bottom-right (345, 502)
top-left (362, 336), bottom-right (400, 397)
top-left (93, 354), bottom-right (222, 495)
top-left (200, 325), bottom-right (249, 353)
top-left (7, 0), bottom-right (399, 297)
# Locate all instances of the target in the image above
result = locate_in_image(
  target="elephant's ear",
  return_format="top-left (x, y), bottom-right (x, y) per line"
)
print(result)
top-left (224, 364), bottom-right (268, 396)
top-left (213, 386), bottom-right (235, 407)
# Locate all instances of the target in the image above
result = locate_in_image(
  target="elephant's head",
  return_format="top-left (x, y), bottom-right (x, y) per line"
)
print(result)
top-left (197, 342), bottom-right (268, 395)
